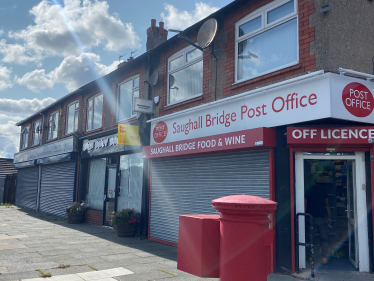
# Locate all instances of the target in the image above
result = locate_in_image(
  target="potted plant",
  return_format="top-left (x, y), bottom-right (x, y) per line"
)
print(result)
top-left (111, 208), bottom-right (140, 237)
top-left (66, 201), bottom-right (88, 224)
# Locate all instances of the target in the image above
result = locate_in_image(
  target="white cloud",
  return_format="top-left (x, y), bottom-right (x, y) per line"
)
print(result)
top-left (3, 0), bottom-right (140, 64)
top-left (0, 120), bottom-right (20, 158)
top-left (16, 52), bottom-right (117, 92)
top-left (0, 39), bottom-right (41, 65)
top-left (161, 2), bottom-right (219, 30)
top-left (0, 97), bottom-right (56, 116)
top-left (15, 69), bottom-right (54, 92)
top-left (0, 64), bottom-right (12, 91)
top-left (0, 30), bottom-right (4, 36)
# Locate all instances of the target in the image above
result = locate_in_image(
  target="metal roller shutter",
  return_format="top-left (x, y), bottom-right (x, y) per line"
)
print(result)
top-left (150, 149), bottom-right (270, 244)
top-left (39, 162), bottom-right (76, 217)
top-left (15, 167), bottom-right (39, 210)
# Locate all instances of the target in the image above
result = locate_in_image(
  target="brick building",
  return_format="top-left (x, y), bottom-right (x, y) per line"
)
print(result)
top-left (14, 0), bottom-right (374, 275)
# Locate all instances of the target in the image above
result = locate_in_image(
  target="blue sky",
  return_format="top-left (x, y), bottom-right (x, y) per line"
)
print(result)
top-left (0, 0), bottom-right (231, 158)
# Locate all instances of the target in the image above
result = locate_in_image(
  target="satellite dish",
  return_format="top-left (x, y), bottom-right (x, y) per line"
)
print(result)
top-left (169, 75), bottom-right (175, 88)
top-left (197, 18), bottom-right (218, 49)
top-left (148, 71), bottom-right (159, 86)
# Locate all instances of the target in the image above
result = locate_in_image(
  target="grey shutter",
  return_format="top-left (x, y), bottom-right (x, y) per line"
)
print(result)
top-left (150, 149), bottom-right (270, 244)
top-left (16, 167), bottom-right (39, 210)
top-left (39, 162), bottom-right (76, 217)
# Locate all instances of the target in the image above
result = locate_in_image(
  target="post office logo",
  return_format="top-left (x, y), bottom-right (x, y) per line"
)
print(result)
top-left (153, 122), bottom-right (168, 143)
top-left (342, 82), bottom-right (374, 117)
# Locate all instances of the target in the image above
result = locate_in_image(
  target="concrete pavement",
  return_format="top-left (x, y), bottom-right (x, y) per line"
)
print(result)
top-left (0, 206), bottom-right (218, 281)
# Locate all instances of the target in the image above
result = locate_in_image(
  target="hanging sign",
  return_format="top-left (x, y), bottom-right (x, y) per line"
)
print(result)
top-left (118, 124), bottom-right (141, 146)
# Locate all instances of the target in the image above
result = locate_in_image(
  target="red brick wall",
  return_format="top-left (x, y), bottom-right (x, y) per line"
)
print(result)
top-left (222, 0), bottom-right (315, 96)
top-left (85, 209), bottom-right (103, 226)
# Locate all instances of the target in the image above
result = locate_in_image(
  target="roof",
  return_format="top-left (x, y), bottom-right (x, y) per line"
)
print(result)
top-left (0, 158), bottom-right (17, 177)
top-left (16, 0), bottom-right (247, 126)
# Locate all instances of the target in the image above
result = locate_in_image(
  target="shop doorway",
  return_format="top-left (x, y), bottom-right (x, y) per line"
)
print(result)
top-left (103, 160), bottom-right (117, 226)
top-left (295, 152), bottom-right (369, 272)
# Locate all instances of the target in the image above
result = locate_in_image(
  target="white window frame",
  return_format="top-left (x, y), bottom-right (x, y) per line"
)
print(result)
top-left (32, 119), bottom-right (41, 146)
top-left (48, 110), bottom-right (59, 140)
top-left (66, 101), bottom-right (79, 134)
top-left (167, 45), bottom-right (203, 106)
top-left (234, 0), bottom-right (299, 84)
top-left (86, 93), bottom-right (103, 131)
top-left (116, 75), bottom-right (139, 122)
top-left (21, 125), bottom-right (29, 149)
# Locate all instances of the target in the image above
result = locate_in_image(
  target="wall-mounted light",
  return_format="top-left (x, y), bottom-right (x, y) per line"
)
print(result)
top-left (154, 96), bottom-right (160, 106)
top-left (320, 0), bottom-right (331, 13)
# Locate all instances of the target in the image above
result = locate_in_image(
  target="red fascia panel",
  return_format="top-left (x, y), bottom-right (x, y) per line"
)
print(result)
top-left (143, 127), bottom-right (276, 159)
top-left (149, 237), bottom-right (178, 247)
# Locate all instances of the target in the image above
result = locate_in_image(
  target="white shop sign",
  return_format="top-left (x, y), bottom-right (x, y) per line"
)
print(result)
top-left (149, 73), bottom-right (374, 145)
top-left (14, 136), bottom-right (76, 163)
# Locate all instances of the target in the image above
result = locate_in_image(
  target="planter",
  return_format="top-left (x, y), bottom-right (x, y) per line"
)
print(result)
top-left (67, 212), bottom-right (85, 224)
top-left (116, 223), bottom-right (138, 237)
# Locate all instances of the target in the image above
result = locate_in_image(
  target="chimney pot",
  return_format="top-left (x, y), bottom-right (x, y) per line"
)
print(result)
top-left (151, 19), bottom-right (156, 27)
top-left (159, 22), bottom-right (164, 29)
top-left (127, 57), bottom-right (134, 62)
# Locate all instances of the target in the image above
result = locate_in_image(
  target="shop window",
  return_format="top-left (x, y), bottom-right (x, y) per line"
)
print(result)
top-left (21, 126), bottom-right (29, 149)
top-left (66, 101), bottom-right (79, 134)
top-left (167, 46), bottom-right (203, 105)
top-left (117, 153), bottom-right (143, 212)
top-left (32, 120), bottom-right (41, 146)
top-left (117, 76), bottom-right (139, 121)
top-left (86, 158), bottom-right (106, 210)
top-left (86, 94), bottom-right (103, 131)
top-left (48, 111), bottom-right (59, 140)
top-left (235, 0), bottom-right (298, 82)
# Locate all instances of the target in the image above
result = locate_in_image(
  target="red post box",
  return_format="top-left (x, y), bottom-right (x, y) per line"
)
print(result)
top-left (212, 195), bottom-right (277, 281)
top-left (177, 214), bottom-right (220, 278)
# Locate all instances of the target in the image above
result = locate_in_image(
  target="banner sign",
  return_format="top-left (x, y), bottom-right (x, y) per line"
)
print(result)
top-left (134, 97), bottom-right (154, 114)
top-left (142, 127), bottom-right (276, 159)
top-left (14, 136), bottom-right (76, 163)
top-left (287, 127), bottom-right (374, 146)
top-left (149, 73), bottom-right (374, 145)
top-left (118, 124), bottom-right (141, 146)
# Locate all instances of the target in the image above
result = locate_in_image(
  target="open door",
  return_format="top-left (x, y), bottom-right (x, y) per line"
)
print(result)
top-left (347, 161), bottom-right (359, 269)
top-left (103, 165), bottom-right (117, 225)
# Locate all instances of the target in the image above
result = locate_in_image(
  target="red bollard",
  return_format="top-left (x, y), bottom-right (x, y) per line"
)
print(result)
top-left (212, 195), bottom-right (277, 281)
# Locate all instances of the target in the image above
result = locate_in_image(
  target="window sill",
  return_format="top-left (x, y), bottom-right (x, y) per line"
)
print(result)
top-left (64, 132), bottom-right (77, 138)
top-left (164, 95), bottom-right (204, 110)
top-left (46, 137), bottom-right (58, 144)
top-left (116, 116), bottom-right (138, 125)
top-left (30, 143), bottom-right (40, 148)
top-left (85, 127), bottom-right (103, 135)
top-left (231, 63), bottom-right (301, 91)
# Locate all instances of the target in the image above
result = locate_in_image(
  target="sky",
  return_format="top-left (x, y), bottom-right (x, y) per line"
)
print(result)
top-left (0, 0), bottom-right (232, 158)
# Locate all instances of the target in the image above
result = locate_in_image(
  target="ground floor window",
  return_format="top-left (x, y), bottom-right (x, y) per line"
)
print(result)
top-left (86, 158), bottom-right (106, 210)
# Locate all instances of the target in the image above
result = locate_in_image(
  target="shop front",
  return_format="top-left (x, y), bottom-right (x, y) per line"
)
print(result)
top-left (81, 132), bottom-right (144, 226)
top-left (143, 71), bottom-right (374, 273)
top-left (13, 136), bottom-right (78, 217)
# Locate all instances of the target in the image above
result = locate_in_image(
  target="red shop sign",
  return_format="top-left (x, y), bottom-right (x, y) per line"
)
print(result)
top-left (143, 127), bottom-right (276, 159)
top-left (287, 127), bottom-right (374, 146)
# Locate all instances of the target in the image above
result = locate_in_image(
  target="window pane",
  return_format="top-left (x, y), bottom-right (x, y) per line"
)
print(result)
top-left (53, 113), bottom-right (58, 139)
top-left (67, 104), bottom-right (75, 134)
top-left (118, 80), bottom-right (132, 120)
top-left (237, 18), bottom-right (297, 81)
top-left (186, 49), bottom-right (203, 62)
top-left (33, 121), bottom-right (40, 145)
top-left (93, 94), bottom-right (103, 129)
top-left (169, 56), bottom-right (183, 71)
top-left (86, 158), bottom-right (106, 210)
top-left (133, 77), bottom-right (139, 88)
top-left (132, 90), bottom-right (139, 116)
top-left (74, 109), bottom-right (79, 132)
top-left (88, 99), bottom-right (93, 108)
top-left (239, 16), bottom-right (262, 37)
top-left (267, 0), bottom-right (294, 24)
top-left (169, 60), bottom-right (203, 104)
top-left (87, 109), bottom-right (93, 131)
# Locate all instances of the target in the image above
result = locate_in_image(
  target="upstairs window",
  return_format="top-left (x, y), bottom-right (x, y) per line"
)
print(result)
top-left (235, 0), bottom-right (298, 82)
top-left (32, 120), bottom-right (41, 146)
top-left (87, 94), bottom-right (103, 131)
top-left (117, 76), bottom-right (139, 121)
top-left (21, 126), bottom-right (29, 149)
top-left (168, 46), bottom-right (203, 105)
top-left (66, 101), bottom-right (79, 134)
top-left (48, 111), bottom-right (59, 140)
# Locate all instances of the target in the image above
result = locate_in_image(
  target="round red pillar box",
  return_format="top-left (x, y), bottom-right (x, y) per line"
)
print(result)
top-left (212, 195), bottom-right (277, 281)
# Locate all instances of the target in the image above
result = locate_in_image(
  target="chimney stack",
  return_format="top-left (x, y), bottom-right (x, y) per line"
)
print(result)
top-left (146, 19), bottom-right (168, 51)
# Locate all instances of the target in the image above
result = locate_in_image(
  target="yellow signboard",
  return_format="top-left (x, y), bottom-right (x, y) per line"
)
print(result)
top-left (118, 124), bottom-right (141, 146)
